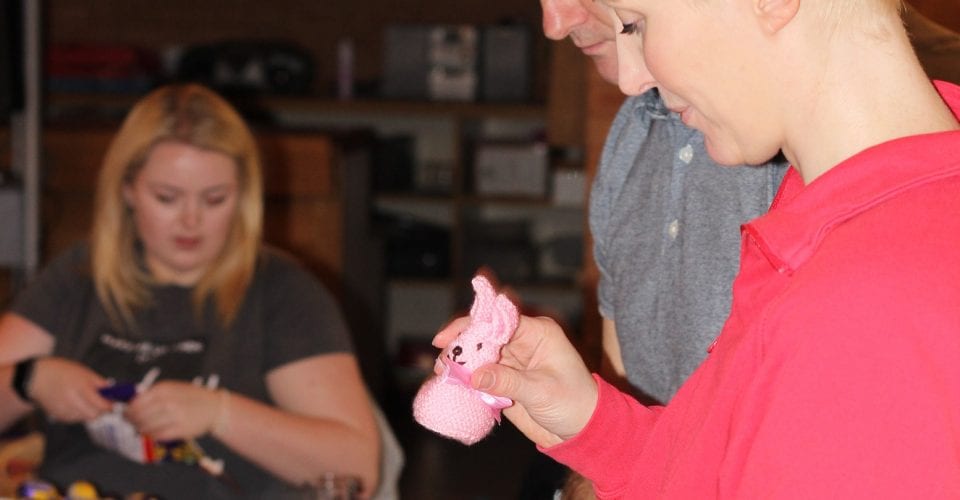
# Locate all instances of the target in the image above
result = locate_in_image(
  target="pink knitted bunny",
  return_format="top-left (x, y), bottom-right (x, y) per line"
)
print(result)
top-left (412, 274), bottom-right (519, 445)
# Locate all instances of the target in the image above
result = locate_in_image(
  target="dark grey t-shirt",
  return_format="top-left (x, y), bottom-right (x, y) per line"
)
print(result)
top-left (13, 243), bottom-right (353, 499)
top-left (590, 90), bottom-right (789, 403)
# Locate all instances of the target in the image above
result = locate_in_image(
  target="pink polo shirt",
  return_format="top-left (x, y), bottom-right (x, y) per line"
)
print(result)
top-left (545, 81), bottom-right (960, 498)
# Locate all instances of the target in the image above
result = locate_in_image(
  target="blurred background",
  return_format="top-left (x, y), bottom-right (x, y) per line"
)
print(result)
top-left (1, 1), bottom-right (958, 497)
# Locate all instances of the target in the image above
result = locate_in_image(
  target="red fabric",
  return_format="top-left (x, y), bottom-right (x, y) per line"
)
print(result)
top-left (46, 43), bottom-right (159, 78)
top-left (545, 81), bottom-right (960, 498)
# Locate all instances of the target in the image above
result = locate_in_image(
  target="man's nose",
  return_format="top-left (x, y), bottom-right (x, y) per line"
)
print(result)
top-left (541, 0), bottom-right (584, 41)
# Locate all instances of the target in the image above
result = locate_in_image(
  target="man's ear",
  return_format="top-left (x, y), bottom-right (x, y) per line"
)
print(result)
top-left (755, 0), bottom-right (800, 34)
top-left (122, 183), bottom-right (135, 209)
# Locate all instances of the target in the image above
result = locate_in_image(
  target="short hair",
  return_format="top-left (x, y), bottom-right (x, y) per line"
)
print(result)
top-left (90, 83), bottom-right (263, 330)
top-left (816, 0), bottom-right (904, 36)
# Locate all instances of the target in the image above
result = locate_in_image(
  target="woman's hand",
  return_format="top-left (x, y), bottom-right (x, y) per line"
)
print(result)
top-left (125, 381), bottom-right (221, 441)
top-left (29, 357), bottom-right (112, 423)
top-left (433, 314), bottom-right (599, 448)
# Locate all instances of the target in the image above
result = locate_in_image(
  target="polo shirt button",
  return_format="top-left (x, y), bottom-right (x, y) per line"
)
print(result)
top-left (678, 144), bottom-right (694, 164)
top-left (668, 219), bottom-right (680, 239)
top-left (707, 338), bottom-right (719, 353)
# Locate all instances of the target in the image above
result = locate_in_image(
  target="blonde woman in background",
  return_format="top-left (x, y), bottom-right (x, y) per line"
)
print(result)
top-left (0, 84), bottom-right (380, 499)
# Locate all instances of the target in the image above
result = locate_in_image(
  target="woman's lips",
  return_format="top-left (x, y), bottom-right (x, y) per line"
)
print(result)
top-left (671, 106), bottom-right (693, 127)
top-left (174, 236), bottom-right (200, 250)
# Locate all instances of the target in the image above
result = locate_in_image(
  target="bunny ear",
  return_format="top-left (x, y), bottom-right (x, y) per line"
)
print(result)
top-left (467, 273), bottom-right (519, 346)
top-left (491, 293), bottom-right (519, 345)
top-left (469, 275), bottom-right (496, 323)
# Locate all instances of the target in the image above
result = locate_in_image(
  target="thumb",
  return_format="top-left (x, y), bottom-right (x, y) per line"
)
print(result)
top-left (472, 364), bottom-right (522, 400)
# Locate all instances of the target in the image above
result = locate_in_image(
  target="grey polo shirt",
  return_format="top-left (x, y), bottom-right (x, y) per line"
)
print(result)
top-left (590, 89), bottom-right (789, 403)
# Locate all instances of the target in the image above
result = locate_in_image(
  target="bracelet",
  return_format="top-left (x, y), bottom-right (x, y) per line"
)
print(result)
top-left (210, 389), bottom-right (231, 436)
top-left (12, 357), bottom-right (37, 403)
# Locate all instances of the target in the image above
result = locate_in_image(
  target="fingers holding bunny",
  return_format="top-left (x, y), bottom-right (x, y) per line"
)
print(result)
top-left (472, 314), bottom-right (598, 448)
top-left (420, 274), bottom-right (598, 448)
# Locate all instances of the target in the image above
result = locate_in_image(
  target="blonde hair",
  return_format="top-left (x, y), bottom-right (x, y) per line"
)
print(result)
top-left (816, 0), bottom-right (904, 35)
top-left (91, 83), bottom-right (263, 330)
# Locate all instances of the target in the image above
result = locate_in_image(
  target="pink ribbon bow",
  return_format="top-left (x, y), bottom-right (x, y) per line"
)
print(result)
top-left (440, 356), bottom-right (513, 422)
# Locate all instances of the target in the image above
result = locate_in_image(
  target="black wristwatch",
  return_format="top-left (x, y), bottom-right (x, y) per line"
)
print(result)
top-left (12, 357), bottom-right (37, 403)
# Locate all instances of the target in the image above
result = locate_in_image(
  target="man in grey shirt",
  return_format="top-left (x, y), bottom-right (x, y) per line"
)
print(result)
top-left (591, 91), bottom-right (787, 402)
top-left (541, 0), bottom-right (788, 404)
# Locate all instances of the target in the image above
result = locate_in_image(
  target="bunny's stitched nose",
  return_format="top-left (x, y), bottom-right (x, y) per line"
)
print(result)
top-left (451, 345), bottom-right (463, 364)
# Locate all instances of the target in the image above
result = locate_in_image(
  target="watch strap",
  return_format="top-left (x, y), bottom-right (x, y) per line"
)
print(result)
top-left (12, 357), bottom-right (37, 403)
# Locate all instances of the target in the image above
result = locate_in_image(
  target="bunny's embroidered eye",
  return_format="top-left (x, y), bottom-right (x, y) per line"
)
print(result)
top-left (476, 342), bottom-right (483, 351)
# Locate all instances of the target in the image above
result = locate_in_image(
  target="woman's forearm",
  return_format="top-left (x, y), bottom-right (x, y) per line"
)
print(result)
top-left (209, 390), bottom-right (381, 493)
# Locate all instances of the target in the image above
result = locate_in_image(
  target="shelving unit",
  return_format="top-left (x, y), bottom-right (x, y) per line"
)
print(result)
top-left (241, 95), bottom-right (582, 375)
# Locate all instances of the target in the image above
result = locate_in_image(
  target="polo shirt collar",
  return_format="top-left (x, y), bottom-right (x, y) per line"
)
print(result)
top-left (632, 88), bottom-right (671, 118)
top-left (743, 81), bottom-right (960, 275)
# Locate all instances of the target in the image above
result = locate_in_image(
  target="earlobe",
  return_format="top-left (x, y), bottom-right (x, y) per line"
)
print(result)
top-left (121, 184), bottom-right (135, 209)
top-left (755, 0), bottom-right (800, 34)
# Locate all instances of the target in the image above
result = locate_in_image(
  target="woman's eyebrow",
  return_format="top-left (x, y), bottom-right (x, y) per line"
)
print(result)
top-left (201, 184), bottom-right (236, 194)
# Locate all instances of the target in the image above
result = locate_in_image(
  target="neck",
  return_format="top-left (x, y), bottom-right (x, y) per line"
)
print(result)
top-left (781, 17), bottom-right (959, 183)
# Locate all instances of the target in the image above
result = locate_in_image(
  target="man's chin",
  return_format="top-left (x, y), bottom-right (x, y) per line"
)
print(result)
top-left (595, 68), bottom-right (620, 86)
top-left (585, 57), bottom-right (619, 86)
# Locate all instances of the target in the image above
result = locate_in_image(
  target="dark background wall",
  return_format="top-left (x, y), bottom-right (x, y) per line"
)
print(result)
top-left (45, 0), bottom-right (550, 99)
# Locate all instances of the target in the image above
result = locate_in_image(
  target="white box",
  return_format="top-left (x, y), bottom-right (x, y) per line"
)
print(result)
top-left (551, 168), bottom-right (585, 206)
top-left (474, 142), bottom-right (548, 197)
top-left (427, 25), bottom-right (478, 102)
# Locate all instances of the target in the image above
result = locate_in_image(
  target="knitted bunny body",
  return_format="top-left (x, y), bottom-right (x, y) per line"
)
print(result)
top-left (412, 275), bottom-right (519, 445)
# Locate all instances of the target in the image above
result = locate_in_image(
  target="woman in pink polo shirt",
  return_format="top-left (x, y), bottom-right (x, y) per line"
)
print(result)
top-left (435, 0), bottom-right (960, 497)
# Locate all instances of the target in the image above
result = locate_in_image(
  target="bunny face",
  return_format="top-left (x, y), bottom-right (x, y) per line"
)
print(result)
top-left (442, 275), bottom-right (519, 373)
top-left (444, 334), bottom-right (497, 371)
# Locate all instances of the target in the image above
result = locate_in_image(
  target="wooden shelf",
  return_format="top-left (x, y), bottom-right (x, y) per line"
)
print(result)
top-left (45, 92), bottom-right (547, 123)
top-left (262, 96), bottom-right (547, 120)
top-left (460, 194), bottom-right (582, 208)
top-left (374, 192), bottom-right (454, 205)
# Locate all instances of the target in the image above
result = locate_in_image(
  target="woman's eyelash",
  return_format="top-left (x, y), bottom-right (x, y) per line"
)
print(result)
top-left (620, 22), bottom-right (638, 35)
